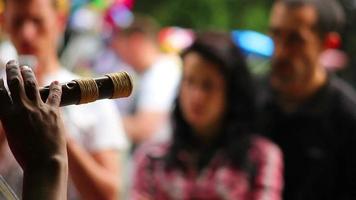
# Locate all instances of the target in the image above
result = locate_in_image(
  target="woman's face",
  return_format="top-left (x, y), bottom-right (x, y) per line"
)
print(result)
top-left (180, 52), bottom-right (226, 134)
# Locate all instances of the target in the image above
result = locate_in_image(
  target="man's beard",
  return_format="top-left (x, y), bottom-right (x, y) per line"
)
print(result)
top-left (270, 59), bottom-right (310, 95)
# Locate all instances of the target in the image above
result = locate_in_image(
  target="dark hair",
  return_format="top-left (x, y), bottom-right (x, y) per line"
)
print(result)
top-left (114, 14), bottom-right (160, 42)
top-left (277, 0), bottom-right (345, 36)
top-left (165, 32), bottom-right (256, 172)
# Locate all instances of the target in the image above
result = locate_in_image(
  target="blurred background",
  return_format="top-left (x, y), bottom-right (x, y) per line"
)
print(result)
top-left (84, 0), bottom-right (354, 88)
top-left (64, 0), bottom-right (356, 87)
top-left (0, 0), bottom-right (354, 85)
top-left (0, 0), bottom-right (355, 199)
top-left (135, 0), bottom-right (356, 83)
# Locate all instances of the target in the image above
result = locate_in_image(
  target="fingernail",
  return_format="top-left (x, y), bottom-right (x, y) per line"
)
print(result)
top-left (53, 80), bottom-right (59, 85)
top-left (21, 65), bottom-right (31, 70)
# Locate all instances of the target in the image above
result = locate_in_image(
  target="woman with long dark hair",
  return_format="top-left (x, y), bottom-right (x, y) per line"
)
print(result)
top-left (131, 32), bottom-right (283, 200)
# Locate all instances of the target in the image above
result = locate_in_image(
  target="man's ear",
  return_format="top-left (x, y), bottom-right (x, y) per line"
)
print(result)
top-left (323, 32), bottom-right (341, 49)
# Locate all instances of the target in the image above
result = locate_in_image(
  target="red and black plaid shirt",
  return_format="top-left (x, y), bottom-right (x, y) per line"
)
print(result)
top-left (131, 136), bottom-right (283, 200)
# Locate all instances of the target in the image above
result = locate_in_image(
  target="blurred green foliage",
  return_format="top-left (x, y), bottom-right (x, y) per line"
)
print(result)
top-left (133, 0), bottom-right (355, 54)
top-left (133, 0), bottom-right (275, 75)
top-left (133, 0), bottom-right (274, 33)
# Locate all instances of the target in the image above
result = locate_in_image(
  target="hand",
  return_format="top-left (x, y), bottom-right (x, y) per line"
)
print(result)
top-left (0, 60), bottom-right (66, 170)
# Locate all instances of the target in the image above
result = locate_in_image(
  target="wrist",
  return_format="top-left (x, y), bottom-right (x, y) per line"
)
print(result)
top-left (25, 153), bottom-right (68, 174)
top-left (23, 154), bottom-right (68, 200)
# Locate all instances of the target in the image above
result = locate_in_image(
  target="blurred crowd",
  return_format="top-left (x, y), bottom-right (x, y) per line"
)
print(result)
top-left (0, 0), bottom-right (356, 200)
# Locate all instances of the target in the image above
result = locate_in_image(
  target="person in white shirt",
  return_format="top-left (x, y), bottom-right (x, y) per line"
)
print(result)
top-left (0, 0), bottom-right (129, 199)
top-left (112, 15), bottom-right (181, 146)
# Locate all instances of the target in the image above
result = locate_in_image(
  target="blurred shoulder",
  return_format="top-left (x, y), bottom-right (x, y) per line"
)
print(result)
top-left (329, 76), bottom-right (356, 118)
top-left (249, 135), bottom-right (283, 163)
top-left (148, 54), bottom-right (181, 76)
top-left (330, 76), bottom-right (356, 105)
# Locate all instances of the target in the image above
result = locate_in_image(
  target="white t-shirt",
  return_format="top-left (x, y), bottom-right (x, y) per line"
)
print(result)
top-left (134, 54), bottom-right (181, 112)
top-left (0, 68), bottom-right (129, 199)
top-left (44, 68), bottom-right (128, 152)
top-left (131, 54), bottom-right (181, 142)
top-left (0, 40), bottom-right (17, 69)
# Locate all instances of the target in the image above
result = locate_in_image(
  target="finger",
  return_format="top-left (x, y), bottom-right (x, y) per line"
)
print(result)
top-left (20, 65), bottom-right (42, 104)
top-left (0, 79), bottom-right (12, 118)
top-left (6, 60), bottom-right (26, 106)
top-left (46, 81), bottom-right (62, 107)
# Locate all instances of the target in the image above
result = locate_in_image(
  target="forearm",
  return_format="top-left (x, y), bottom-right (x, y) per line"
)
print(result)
top-left (123, 112), bottom-right (166, 143)
top-left (123, 117), bottom-right (151, 143)
top-left (67, 140), bottom-right (119, 200)
top-left (22, 155), bottom-right (68, 200)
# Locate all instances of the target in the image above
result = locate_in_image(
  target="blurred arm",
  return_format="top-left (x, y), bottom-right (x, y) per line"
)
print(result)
top-left (67, 139), bottom-right (121, 200)
top-left (124, 111), bottom-right (167, 143)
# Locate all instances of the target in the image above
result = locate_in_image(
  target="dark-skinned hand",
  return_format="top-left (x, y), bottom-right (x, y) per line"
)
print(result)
top-left (0, 60), bottom-right (67, 200)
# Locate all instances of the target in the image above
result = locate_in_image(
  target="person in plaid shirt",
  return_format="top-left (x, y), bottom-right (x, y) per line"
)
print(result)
top-left (131, 32), bottom-right (283, 200)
